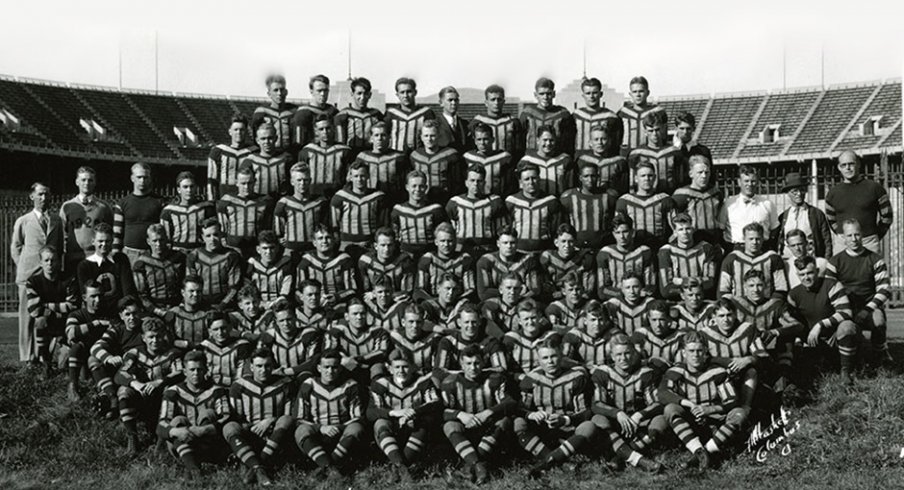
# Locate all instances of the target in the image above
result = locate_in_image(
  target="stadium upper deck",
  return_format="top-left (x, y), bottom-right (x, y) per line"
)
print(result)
top-left (0, 75), bottom-right (899, 166)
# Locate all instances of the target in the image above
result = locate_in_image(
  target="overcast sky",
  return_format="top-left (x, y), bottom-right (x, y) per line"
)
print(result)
top-left (2, 0), bottom-right (901, 101)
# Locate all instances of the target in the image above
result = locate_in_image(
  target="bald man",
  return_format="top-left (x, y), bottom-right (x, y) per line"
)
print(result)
top-left (112, 163), bottom-right (164, 265)
top-left (825, 151), bottom-right (893, 254)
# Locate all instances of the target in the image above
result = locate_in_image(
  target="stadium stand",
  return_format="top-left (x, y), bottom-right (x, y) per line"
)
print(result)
top-left (657, 96), bottom-right (710, 133)
top-left (785, 84), bottom-right (878, 156)
top-left (736, 89), bottom-right (822, 159)
top-left (694, 93), bottom-right (766, 160)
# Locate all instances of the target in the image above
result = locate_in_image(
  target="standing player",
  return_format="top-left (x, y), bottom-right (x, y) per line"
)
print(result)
top-left (433, 86), bottom-right (470, 152)
top-left (385, 77), bottom-right (435, 154)
top-left (251, 74), bottom-right (296, 153)
top-left (391, 170), bottom-right (447, 256)
top-left (627, 110), bottom-right (686, 195)
top-left (560, 161), bottom-right (620, 250)
top-left (410, 120), bottom-right (463, 203)
top-left (596, 213), bottom-right (656, 300)
top-left (160, 172), bottom-right (215, 252)
top-left (446, 164), bottom-right (509, 257)
top-left (354, 122), bottom-right (409, 197)
top-left (113, 163), bottom-right (164, 264)
top-left (185, 218), bottom-right (243, 307)
top-left (59, 167), bottom-right (114, 276)
top-left (825, 150), bottom-right (893, 254)
top-left (617, 76), bottom-right (664, 151)
top-left (330, 161), bottom-right (389, 256)
top-left (475, 226), bottom-right (543, 301)
top-left (469, 84), bottom-right (523, 159)
top-left (506, 162), bottom-right (562, 254)
top-left (296, 116), bottom-right (353, 197)
top-left (207, 115), bottom-right (257, 201)
top-left (573, 77), bottom-right (622, 153)
top-left (132, 224), bottom-right (185, 316)
top-left (519, 78), bottom-right (576, 156)
top-left (575, 122), bottom-right (629, 195)
top-left (657, 214), bottom-right (719, 300)
top-left (671, 155), bottom-right (723, 248)
top-left (518, 125), bottom-right (574, 197)
top-left (293, 74), bottom-right (339, 148)
top-left (216, 164), bottom-right (275, 259)
top-left (335, 77), bottom-right (385, 155)
top-left (718, 223), bottom-right (787, 299)
top-left (463, 122), bottom-right (514, 197)
top-left (273, 163), bottom-right (329, 257)
top-left (295, 225), bottom-right (359, 308)
top-left (240, 122), bottom-right (293, 198)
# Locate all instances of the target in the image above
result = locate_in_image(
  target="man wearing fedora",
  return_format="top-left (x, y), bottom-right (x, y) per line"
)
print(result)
top-left (776, 172), bottom-right (832, 259)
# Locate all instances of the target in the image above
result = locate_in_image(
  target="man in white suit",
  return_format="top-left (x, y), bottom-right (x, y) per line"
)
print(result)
top-left (11, 182), bottom-right (64, 363)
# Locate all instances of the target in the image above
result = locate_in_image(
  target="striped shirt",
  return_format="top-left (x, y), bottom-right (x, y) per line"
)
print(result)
top-left (559, 187), bottom-right (620, 249)
top-left (216, 193), bottom-right (275, 250)
top-left (388, 331), bottom-right (439, 375)
top-left (229, 376), bottom-right (294, 424)
top-left (416, 251), bottom-right (476, 298)
top-left (671, 185), bottom-right (724, 236)
top-left (787, 278), bottom-right (852, 330)
top-left (25, 272), bottom-right (77, 321)
top-left (132, 251), bottom-right (186, 309)
top-left (208, 144), bottom-right (258, 197)
top-left (519, 365), bottom-right (590, 420)
top-left (729, 296), bottom-right (798, 340)
top-left (65, 308), bottom-right (110, 345)
top-left (605, 296), bottom-right (652, 336)
top-left (590, 364), bottom-right (659, 418)
top-left (297, 143), bottom-right (352, 196)
top-left (240, 152), bottom-right (292, 198)
top-left (517, 151), bottom-right (574, 197)
top-left (410, 147), bottom-right (463, 202)
top-left (826, 248), bottom-right (890, 310)
top-left (185, 247), bottom-right (243, 305)
top-left (259, 327), bottom-right (321, 375)
top-left (335, 107), bottom-right (384, 153)
top-left (324, 322), bottom-right (390, 364)
top-left (355, 150), bottom-right (409, 196)
top-left (616, 103), bottom-right (663, 150)
top-left (503, 330), bottom-right (559, 374)
top-left (615, 193), bottom-right (675, 246)
top-left (505, 192), bottom-right (562, 252)
top-left (658, 363), bottom-right (737, 409)
top-left (116, 346), bottom-right (182, 385)
top-left (330, 188), bottom-right (388, 243)
top-left (462, 149), bottom-right (514, 196)
top-left (699, 322), bottom-right (769, 360)
top-left (245, 256), bottom-right (293, 307)
top-left (113, 194), bottom-right (164, 252)
top-left (446, 194), bottom-right (508, 249)
top-left (273, 195), bottom-right (328, 251)
top-left (546, 300), bottom-right (582, 331)
top-left (295, 252), bottom-right (358, 304)
top-left (391, 202), bottom-right (447, 253)
top-left (481, 298), bottom-right (520, 338)
top-left (297, 376), bottom-right (361, 426)
top-left (627, 145), bottom-right (686, 194)
top-left (630, 328), bottom-right (684, 371)
top-left (574, 152), bottom-right (629, 194)
top-left (563, 328), bottom-right (611, 367)
top-left (358, 251), bottom-right (415, 294)
top-left (595, 245), bottom-right (656, 300)
top-left (164, 305), bottom-right (209, 349)
top-left (90, 322), bottom-right (144, 364)
top-left (158, 381), bottom-right (230, 433)
top-left (295, 309), bottom-right (333, 333)
top-left (385, 106), bottom-right (435, 153)
top-left (718, 250), bottom-right (787, 298)
top-left (475, 252), bottom-right (542, 301)
top-left (434, 332), bottom-right (507, 372)
top-left (229, 310), bottom-right (275, 343)
top-left (293, 103), bottom-right (339, 147)
top-left (671, 302), bottom-right (717, 332)
top-left (252, 104), bottom-right (297, 151)
top-left (469, 114), bottom-right (523, 157)
top-left (441, 372), bottom-right (514, 419)
top-left (519, 105), bottom-right (576, 155)
top-left (160, 200), bottom-right (216, 250)
top-left (368, 374), bottom-right (439, 419)
top-left (364, 298), bottom-right (406, 332)
top-left (539, 249), bottom-right (596, 298)
top-left (201, 338), bottom-right (253, 387)
top-left (657, 242), bottom-right (718, 300)
top-left (573, 106), bottom-right (621, 153)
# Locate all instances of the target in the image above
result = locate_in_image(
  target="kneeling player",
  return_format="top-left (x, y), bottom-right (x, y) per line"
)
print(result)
top-left (658, 331), bottom-right (747, 470)
top-left (157, 351), bottom-right (230, 479)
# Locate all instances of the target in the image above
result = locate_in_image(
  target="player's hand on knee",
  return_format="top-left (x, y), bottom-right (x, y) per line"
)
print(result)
top-left (807, 326), bottom-right (822, 347)
top-left (320, 425), bottom-right (340, 438)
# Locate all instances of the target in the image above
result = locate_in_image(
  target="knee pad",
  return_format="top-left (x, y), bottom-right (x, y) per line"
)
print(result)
top-left (274, 415), bottom-right (295, 430)
top-left (726, 407), bottom-right (748, 427)
top-left (222, 421), bottom-right (242, 439)
top-left (663, 403), bottom-right (685, 419)
top-left (442, 421), bottom-right (464, 437)
top-left (513, 417), bottom-right (529, 433)
top-left (591, 414), bottom-right (612, 430)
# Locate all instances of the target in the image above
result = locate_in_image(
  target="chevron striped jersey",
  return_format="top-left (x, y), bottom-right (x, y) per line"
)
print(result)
top-left (216, 193), bottom-right (275, 248)
top-left (410, 147), bottom-right (463, 202)
top-left (330, 188), bottom-right (388, 243)
top-left (573, 106), bottom-right (621, 153)
top-left (462, 149), bottom-right (514, 196)
top-left (718, 250), bottom-right (787, 298)
top-left (229, 376), bottom-right (294, 424)
top-left (671, 302), bottom-right (716, 332)
top-left (185, 246), bottom-right (243, 305)
top-left (505, 192), bottom-right (562, 252)
top-left (728, 296), bottom-right (798, 339)
top-left (546, 300), bottom-right (582, 331)
top-left (240, 152), bottom-right (292, 197)
top-left (273, 195), bottom-right (328, 251)
top-left (415, 251), bottom-right (476, 298)
top-left (615, 192), bottom-right (675, 245)
top-left (517, 151), bottom-right (574, 197)
top-left (519, 105), bottom-right (576, 155)
top-left (358, 251), bottom-right (415, 294)
top-left (434, 331), bottom-right (507, 372)
top-left (563, 328), bottom-right (613, 367)
top-left (502, 330), bottom-right (559, 374)
top-left (441, 372), bottom-right (515, 419)
top-left (208, 144), bottom-right (258, 197)
top-left (604, 296), bottom-right (652, 336)
top-left (160, 201), bottom-right (216, 249)
top-left (385, 106), bottom-right (435, 153)
top-left (699, 322), bottom-right (769, 360)
top-left (630, 328), bottom-right (684, 371)
top-left (446, 194), bottom-right (509, 250)
top-left (164, 305), bottom-right (209, 349)
top-left (364, 297), bottom-right (406, 332)
top-left (539, 249), bottom-right (596, 298)
top-left (616, 103), bottom-right (663, 150)
top-left (228, 310), bottom-right (275, 343)
top-left (295, 308), bottom-right (333, 333)
top-left (481, 297), bottom-right (520, 339)
top-left (658, 363), bottom-right (737, 409)
top-left (335, 106), bottom-right (384, 153)
top-left (200, 337), bottom-right (252, 387)
top-left (469, 113), bottom-right (523, 157)
top-left (657, 242), bottom-right (718, 300)
top-left (132, 250), bottom-right (186, 309)
top-left (158, 381), bottom-right (230, 434)
top-left (590, 364), bottom-right (660, 418)
top-left (293, 103), bottom-right (339, 147)
top-left (324, 322), bottom-right (389, 366)
top-left (297, 142), bottom-right (352, 196)
top-left (297, 376), bottom-right (361, 426)
top-left (244, 256), bottom-right (293, 308)
top-left (574, 152), bottom-right (630, 194)
top-left (368, 373), bottom-right (439, 418)
top-left (595, 245), bottom-right (656, 300)
top-left (258, 326), bottom-right (321, 376)
top-left (518, 365), bottom-right (590, 420)
top-left (388, 331), bottom-right (440, 374)
top-left (252, 104), bottom-right (297, 151)
top-left (116, 346), bottom-right (182, 385)
top-left (671, 185), bottom-right (724, 235)
top-left (354, 150), bottom-right (409, 196)
top-left (627, 145), bottom-right (687, 194)
top-left (475, 251), bottom-right (542, 301)
top-left (559, 187), bottom-right (620, 249)
top-left (295, 251), bottom-right (358, 304)
top-left (391, 202), bottom-right (447, 253)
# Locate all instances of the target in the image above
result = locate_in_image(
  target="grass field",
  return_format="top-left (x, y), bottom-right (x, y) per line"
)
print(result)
top-left (3, 341), bottom-right (904, 489)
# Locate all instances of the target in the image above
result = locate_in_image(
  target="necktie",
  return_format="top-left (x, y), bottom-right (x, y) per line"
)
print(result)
top-left (39, 214), bottom-right (48, 233)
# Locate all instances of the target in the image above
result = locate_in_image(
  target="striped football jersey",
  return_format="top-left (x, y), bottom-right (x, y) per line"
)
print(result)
top-left (240, 152), bottom-right (293, 197)
top-left (573, 106), bottom-right (621, 153)
top-left (616, 103), bottom-right (663, 150)
top-left (208, 144), bottom-right (258, 198)
top-left (355, 150), bottom-right (409, 196)
top-left (517, 151), bottom-right (574, 197)
top-left (462, 149), bottom-right (514, 196)
top-left (604, 296), bottom-right (652, 336)
top-left (335, 106), bottom-right (384, 153)
top-left (229, 376), bottom-right (294, 424)
top-left (385, 106), bottom-right (435, 153)
top-left (519, 105), bottom-right (576, 155)
top-left (293, 103), bottom-right (339, 147)
top-left (160, 200), bottom-right (216, 250)
top-left (469, 113), bottom-right (523, 157)
top-left (559, 187), bottom-right (620, 249)
top-left (185, 247), bottom-right (243, 306)
top-left (595, 245), bottom-right (656, 300)
top-left (627, 145), bottom-right (687, 194)
top-left (297, 376), bottom-right (361, 426)
top-left (574, 152), bottom-right (629, 195)
top-left (297, 143), bottom-right (352, 196)
top-left (446, 194), bottom-right (509, 250)
top-left (273, 194), bottom-right (329, 251)
top-left (251, 104), bottom-right (297, 152)
top-left (330, 188), bottom-right (388, 244)
top-left (201, 338), bottom-right (253, 387)
top-left (295, 251), bottom-right (358, 304)
top-left (505, 192), bottom-right (562, 253)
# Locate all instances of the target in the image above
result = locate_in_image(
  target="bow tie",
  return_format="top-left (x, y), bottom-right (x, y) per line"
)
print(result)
top-left (741, 196), bottom-right (756, 205)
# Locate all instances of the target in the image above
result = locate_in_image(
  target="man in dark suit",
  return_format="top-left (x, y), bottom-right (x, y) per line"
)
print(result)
top-left (433, 86), bottom-right (471, 152)
top-left (11, 182), bottom-right (64, 363)
top-left (776, 172), bottom-right (833, 258)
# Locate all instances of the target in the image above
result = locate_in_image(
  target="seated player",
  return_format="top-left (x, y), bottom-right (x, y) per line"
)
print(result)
top-left (387, 303), bottom-right (440, 376)
top-left (201, 311), bottom-right (252, 388)
top-left (475, 226), bottom-right (543, 301)
top-left (481, 272), bottom-right (526, 338)
top-left (520, 77), bottom-right (576, 155)
top-left (76, 222), bottom-right (135, 317)
top-left (616, 161), bottom-right (675, 250)
top-left (505, 162), bottom-right (562, 254)
top-left (364, 276), bottom-right (406, 332)
top-left (540, 224), bottom-right (595, 304)
top-left (294, 279), bottom-right (335, 332)
top-left (223, 348), bottom-right (294, 485)
top-left (575, 121), bottom-right (629, 195)
top-left (410, 120), bottom-right (463, 203)
top-left (216, 164), bottom-right (275, 259)
top-left (296, 115), bottom-right (352, 197)
top-left (415, 222), bottom-right (476, 301)
top-left (719, 223), bottom-right (787, 299)
top-left (368, 349), bottom-right (441, 477)
top-left (605, 272), bottom-right (653, 336)
top-left (391, 170), bottom-right (447, 256)
top-left (65, 281), bottom-right (112, 401)
top-left (325, 298), bottom-right (390, 382)
top-left (573, 77), bottom-right (622, 154)
top-left (700, 299), bottom-right (769, 415)
top-left (440, 345), bottom-right (517, 484)
top-left (446, 164), bottom-right (509, 257)
top-left (518, 125), bottom-right (574, 197)
top-left (259, 303), bottom-right (321, 379)
top-left (658, 331), bottom-right (747, 470)
top-left (132, 224), bottom-right (186, 316)
top-left (617, 76), bottom-right (664, 151)
top-left (354, 121), bottom-right (409, 196)
top-left (671, 279), bottom-right (716, 331)
top-left (589, 334), bottom-right (664, 473)
top-left (515, 337), bottom-right (597, 479)
top-left (240, 122), bottom-right (293, 198)
top-left (563, 300), bottom-right (617, 367)
top-left (630, 300), bottom-right (684, 378)
top-left (330, 161), bottom-right (389, 257)
top-left (463, 122), bottom-right (514, 197)
top-left (421, 273), bottom-right (470, 335)
top-left (672, 155), bottom-right (723, 248)
top-left (186, 217), bottom-right (243, 307)
top-left (546, 271), bottom-right (588, 333)
top-left (596, 213), bottom-right (655, 300)
top-left (560, 161), bottom-right (620, 250)
top-left (385, 77), bottom-right (436, 154)
top-left (434, 303), bottom-right (507, 374)
top-left (358, 227), bottom-right (415, 302)
top-left (229, 285), bottom-right (274, 345)
top-left (294, 350), bottom-right (365, 477)
top-left (160, 171), bottom-right (216, 251)
top-left (295, 224), bottom-right (358, 309)
top-left (25, 245), bottom-right (78, 375)
top-left (502, 299), bottom-right (559, 376)
top-left (163, 275), bottom-right (209, 351)
top-left (826, 218), bottom-right (892, 365)
top-left (115, 317), bottom-right (183, 456)
top-left (244, 231), bottom-right (293, 310)
top-left (783, 229), bottom-right (828, 289)
top-left (788, 255), bottom-right (857, 381)
top-left (273, 163), bottom-right (329, 257)
top-left (657, 213), bottom-right (718, 300)
top-left (88, 297), bottom-right (144, 417)
top-left (157, 350), bottom-right (230, 479)
top-left (627, 109), bottom-right (685, 195)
